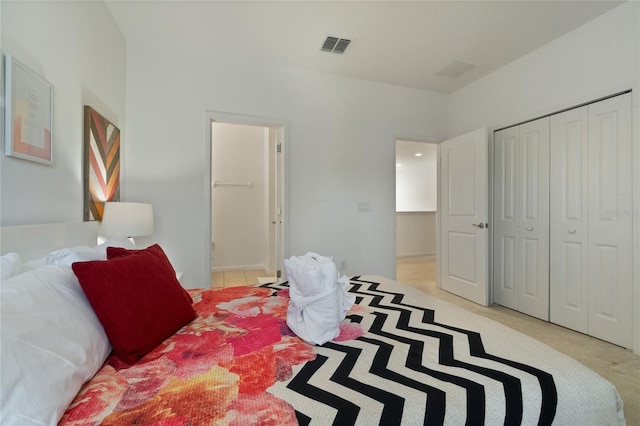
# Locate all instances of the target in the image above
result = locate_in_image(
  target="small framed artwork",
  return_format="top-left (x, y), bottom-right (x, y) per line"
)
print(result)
top-left (83, 106), bottom-right (120, 221)
top-left (4, 55), bottom-right (54, 165)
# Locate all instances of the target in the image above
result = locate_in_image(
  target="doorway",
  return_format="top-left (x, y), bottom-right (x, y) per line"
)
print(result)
top-left (395, 140), bottom-right (438, 275)
top-left (207, 113), bottom-right (287, 287)
top-left (395, 139), bottom-right (438, 288)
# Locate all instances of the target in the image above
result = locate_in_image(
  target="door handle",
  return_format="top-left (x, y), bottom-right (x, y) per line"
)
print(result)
top-left (526, 227), bottom-right (533, 232)
top-left (568, 229), bottom-right (576, 234)
top-left (472, 223), bottom-right (486, 229)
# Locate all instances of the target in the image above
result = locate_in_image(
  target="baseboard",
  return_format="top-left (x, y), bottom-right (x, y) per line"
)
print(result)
top-left (212, 264), bottom-right (267, 273)
top-left (396, 252), bottom-right (435, 258)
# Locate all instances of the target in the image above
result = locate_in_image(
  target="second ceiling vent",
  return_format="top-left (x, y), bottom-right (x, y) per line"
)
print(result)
top-left (321, 36), bottom-right (351, 54)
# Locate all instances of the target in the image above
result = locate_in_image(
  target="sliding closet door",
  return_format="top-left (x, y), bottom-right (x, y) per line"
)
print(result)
top-left (493, 126), bottom-right (519, 311)
top-left (550, 106), bottom-right (589, 333)
top-left (587, 94), bottom-right (633, 348)
top-left (516, 119), bottom-right (549, 320)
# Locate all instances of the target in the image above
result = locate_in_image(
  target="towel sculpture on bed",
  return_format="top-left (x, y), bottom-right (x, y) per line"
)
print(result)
top-left (284, 252), bottom-right (356, 345)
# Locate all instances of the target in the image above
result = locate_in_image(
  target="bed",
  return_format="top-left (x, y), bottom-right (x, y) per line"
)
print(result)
top-left (0, 223), bottom-right (626, 425)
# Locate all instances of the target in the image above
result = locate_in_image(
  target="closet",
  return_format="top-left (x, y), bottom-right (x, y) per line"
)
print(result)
top-left (493, 92), bottom-right (633, 348)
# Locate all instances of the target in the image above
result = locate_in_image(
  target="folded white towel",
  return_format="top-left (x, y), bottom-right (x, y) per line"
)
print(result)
top-left (285, 252), bottom-right (355, 345)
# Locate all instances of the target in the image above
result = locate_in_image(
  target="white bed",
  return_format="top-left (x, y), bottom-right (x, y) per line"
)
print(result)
top-left (0, 222), bottom-right (627, 425)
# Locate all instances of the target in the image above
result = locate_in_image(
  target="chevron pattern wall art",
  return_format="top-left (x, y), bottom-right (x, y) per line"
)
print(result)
top-left (83, 106), bottom-right (120, 221)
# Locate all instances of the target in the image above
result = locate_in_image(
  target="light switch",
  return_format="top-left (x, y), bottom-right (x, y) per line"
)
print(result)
top-left (358, 202), bottom-right (370, 213)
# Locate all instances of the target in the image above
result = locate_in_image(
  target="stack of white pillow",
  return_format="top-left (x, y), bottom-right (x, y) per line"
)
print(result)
top-left (0, 237), bottom-right (134, 426)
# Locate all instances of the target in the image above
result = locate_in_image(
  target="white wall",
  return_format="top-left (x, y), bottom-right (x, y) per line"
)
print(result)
top-left (396, 141), bottom-right (437, 212)
top-left (123, 28), bottom-right (448, 288)
top-left (211, 122), bottom-right (268, 270)
top-left (0, 1), bottom-right (126, 226)
top-left (396, 212), bottom-right (436, 257)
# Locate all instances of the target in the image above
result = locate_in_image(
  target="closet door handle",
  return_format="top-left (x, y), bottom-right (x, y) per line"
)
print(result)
top-left (568, 229), bottom-right (576, 234)
top-left (526, 227), bottom-right (533, 232)
top-left (472, 223), bottom-right (485, 229)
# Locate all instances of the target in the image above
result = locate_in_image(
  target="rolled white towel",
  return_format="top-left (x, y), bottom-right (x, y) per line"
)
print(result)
top-left (285, 253), bottom-right (355, 345)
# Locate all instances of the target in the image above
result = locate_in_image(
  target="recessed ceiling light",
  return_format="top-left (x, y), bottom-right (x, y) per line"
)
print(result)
top-left (415, 153), bottom-right (423, 157)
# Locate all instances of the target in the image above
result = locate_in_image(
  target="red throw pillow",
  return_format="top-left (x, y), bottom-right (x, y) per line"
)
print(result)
top-left (107, 244), bottom-right (192, 302)
top-left (108, 244), bottom-right (175, 271)
top-left (72, 250), bottom-right (197, 364)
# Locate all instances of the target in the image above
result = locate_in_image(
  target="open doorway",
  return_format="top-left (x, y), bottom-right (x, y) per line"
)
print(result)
top-left (395, 139), bottom-right (438, 286)
top-left (210, 119), bottom-right (285, 287)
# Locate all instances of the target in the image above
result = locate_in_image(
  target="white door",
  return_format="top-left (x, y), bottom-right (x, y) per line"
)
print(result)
top-left (516, 119), bottom-right (550, 321)
top-left (440, 128), bottom-right (489, 306)
top-left (267, 128), bottom-right (283, 278)
top-left (587, 94), bottom-right (633, 348)
top-left (493, 118), bottom-right (549, 320)
top-left (550, 106), bottom-right (589, 333)
top-left (275, 128), bottom-right (285, 280)
top-left (493, 126), bottom-right (520, 310)
top-left (549, 93), bottom-right (632, 348)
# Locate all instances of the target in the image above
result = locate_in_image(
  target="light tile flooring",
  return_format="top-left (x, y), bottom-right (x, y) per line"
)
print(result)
top-left (397, 255), bottom-right (639, 425)
top-left (212, 269), bottom-right (275, 288)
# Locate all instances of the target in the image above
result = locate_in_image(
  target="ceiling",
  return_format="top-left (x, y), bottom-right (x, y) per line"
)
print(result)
top-left (106, 0), bottom-right (625, 94)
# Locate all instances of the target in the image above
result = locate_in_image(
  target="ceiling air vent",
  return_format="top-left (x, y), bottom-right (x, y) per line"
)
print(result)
top-left (435, 60), bottom-right (476, 79)
top-left (321, 36), bottom-right (351, 54)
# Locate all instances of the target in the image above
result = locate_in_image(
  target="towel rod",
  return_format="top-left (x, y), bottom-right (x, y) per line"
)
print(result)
top-left (212, 181), bottom-right (253, 188)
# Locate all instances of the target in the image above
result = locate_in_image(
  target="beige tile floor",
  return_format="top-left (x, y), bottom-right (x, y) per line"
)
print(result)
top-left (397, 255), bottom-right (640, 425)
top-left (212, 269), bottom-right (275, 288)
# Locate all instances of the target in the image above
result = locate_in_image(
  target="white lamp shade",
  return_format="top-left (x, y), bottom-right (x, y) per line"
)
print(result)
top-left (101, 202), bottom-right (154, 237)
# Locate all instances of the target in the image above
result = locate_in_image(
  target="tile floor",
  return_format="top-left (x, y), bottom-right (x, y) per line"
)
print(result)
top-left (397, 255), bottom-right (639, 425)
top-left (212, 269), bottom-right (275, 288)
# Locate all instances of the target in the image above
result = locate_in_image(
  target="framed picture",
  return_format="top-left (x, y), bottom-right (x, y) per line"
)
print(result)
top-left (4, 55), bottom-right (54, 165)
top-left (83, 106), bottom-right (120, 221)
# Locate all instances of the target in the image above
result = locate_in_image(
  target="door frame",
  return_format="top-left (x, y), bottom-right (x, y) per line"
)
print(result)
top-left (203, 111), bottom-right (290, 282)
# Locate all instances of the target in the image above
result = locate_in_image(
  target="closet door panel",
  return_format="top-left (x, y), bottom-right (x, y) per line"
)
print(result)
top-left (588, 94), bottom-right (632, 348)
top-left (517, 118), bottom-right (549, 320)
top-left (550, 107), bottom-right (588, 333)
top-left (493, 127), bottom-right (519, 310)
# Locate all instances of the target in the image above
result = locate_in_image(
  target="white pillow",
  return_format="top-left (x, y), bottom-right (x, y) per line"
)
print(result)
top-left (20, 257), bottom-right (47, 274)
top-left (45, 237), bottom-right (135, 267)
top-left (1, 253), bottom-right (21, 280)
top-left (45, 246), bottom-right (93, 266)
top-left (0, 265), bottom-right (112, 425)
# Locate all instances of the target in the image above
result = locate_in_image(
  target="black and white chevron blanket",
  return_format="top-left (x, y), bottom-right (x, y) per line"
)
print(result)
top-left (263, 276), bottom-right (625, 426)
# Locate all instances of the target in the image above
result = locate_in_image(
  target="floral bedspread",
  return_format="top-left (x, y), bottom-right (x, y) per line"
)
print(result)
top-left (57, 277), bottom-right (625, 425)
top-left (60, 285), bottom-right (363, 425)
